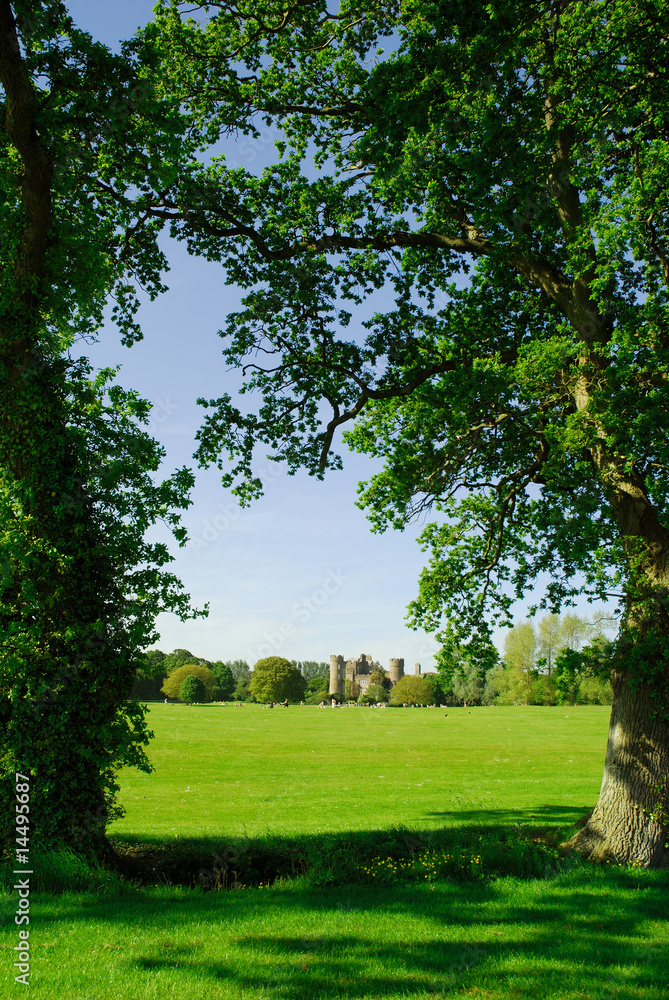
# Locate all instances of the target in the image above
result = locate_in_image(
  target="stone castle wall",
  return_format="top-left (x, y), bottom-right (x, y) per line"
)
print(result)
top-left (329, 654), bottom-right (405, 697)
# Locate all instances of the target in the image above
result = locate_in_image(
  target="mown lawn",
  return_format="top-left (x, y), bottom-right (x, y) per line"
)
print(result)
top-left (108, 703), bottom-right (611, 840)
top-left (2, 868), bottom-right (668, 999)
top-left (3, 704), bottom-right (668, 1000)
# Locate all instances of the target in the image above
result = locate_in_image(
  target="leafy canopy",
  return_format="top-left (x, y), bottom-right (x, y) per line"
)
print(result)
top-left (359, 683), bottom-right (389, 704)
top-left (179, 674), bottom-right (206, 705)
top-left (250, 657), bottom-right (307, 702)
top-left (211, 662), bottom-right (236, 699)
top-left (142, 0), bottom-right (669, 682)
top-left (388, 675), bottom-right (433, 706)
top-left (0, 0), bottom-right (213, 851)
top-left (162, 664), bottom-right (216, 701)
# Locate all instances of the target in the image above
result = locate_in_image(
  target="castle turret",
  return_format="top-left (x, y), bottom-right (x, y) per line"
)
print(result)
top-left (414, 662), bottom-right (421, 675)
top-left (388, 657), bottom-right (404, 686)
top-left (329, 654), bottom-right (344, 696)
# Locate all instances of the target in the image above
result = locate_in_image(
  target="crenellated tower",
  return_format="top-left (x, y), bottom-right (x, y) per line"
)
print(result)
top-left (388, 657), bottom-right (405, 685)
top-left (329, 653), bottom-right (406, 696)
top-left (329, 654), bottom-right (345, 696)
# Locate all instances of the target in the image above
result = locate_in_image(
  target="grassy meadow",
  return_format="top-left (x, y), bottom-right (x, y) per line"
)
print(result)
top-left (2, 704), bottom-right (668, 1000)
top-left (109, 703), bottom-right (610, 840)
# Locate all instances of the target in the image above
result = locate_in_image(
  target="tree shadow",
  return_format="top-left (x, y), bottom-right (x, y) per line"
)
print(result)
top-left (424, 804), bottom-right (589, 826)
top-left (35, 874), bottom-right (669, 999)
top-left (108, 808), bottom-right (592, 885)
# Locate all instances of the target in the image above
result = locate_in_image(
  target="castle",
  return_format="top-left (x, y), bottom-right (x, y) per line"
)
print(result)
top-left (329, 654), bottom-right (421, 697)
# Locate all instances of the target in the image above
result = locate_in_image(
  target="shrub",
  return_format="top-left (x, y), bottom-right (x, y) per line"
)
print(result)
top-left (210, 662), bottom-right (236, 699)
top-left (422, 672), bottom-right (446, 704)
top-left (180, 675), bottom-right (206, 705)
top-left (533, 673), bottom-right (558, 705)
top-left (306, 684), bottom-right (330, 705)
top-left (130, 671), bottom-right (165, 701)
top-left (577, 675), bottom-right (613, 705)
top-left (234, 676), bottom-right (254, 701)
top-left (307, 673), bottom-right (329, 693)
top-left (250, 657), bottom-right (307, 703)
top-left (344, 678), bottom-right (360, 700)
top-left (492, 663), bottom-right (538, 705)
top-left (482, 663), bottom-right (504, 704)
top-left (388, 675), bottom-right (432, 706)
top-left (369, 666), bottom-right (392, 690)
top-left (359, 684), bottom-right (389, 704)
top-left (162, 664), bottom-right (215, 701)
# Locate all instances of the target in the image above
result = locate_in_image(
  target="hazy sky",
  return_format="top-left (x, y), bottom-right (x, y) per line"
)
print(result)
top-left (61, 2), bottom-right (616, 668)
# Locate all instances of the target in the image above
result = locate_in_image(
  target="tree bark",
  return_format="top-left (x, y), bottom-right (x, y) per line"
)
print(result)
top-left (562, 669), bottom-right (669, 867)
top-left (560, 282), bottom-right (669, 867)
top-left (561, 465), bottom-right (669, 868)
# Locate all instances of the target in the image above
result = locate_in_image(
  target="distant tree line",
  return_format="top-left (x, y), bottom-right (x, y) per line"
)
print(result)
top-left (132, 649), bottom-right (251, 702)
top-left (434, 614), bottom-right (615, 708)
top-left (132, 651), bottom-right (329, 704)
top-left (354, 613), bottom-right (615, 707)
top-left (135, 614), bottom-right (613, 707)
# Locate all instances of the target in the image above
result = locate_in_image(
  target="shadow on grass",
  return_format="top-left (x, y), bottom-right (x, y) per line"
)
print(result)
top-left (424, 804), bottom-right (589, 826)
top-left (32, 873), bottom-right (669, 999)
top-left (104, 809), bottom-right (591, 890)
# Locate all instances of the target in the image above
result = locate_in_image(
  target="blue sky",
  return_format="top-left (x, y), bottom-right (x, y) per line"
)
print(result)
top-left (62, 2), bottom-right (616, 668)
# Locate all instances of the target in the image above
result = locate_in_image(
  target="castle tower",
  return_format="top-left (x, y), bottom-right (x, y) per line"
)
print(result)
top-left (388, 657), bottom-right (404, 686)
top-left (414, 662), bottom-right (421, 675)
top-left (329, 655), bottom-right (344, 696)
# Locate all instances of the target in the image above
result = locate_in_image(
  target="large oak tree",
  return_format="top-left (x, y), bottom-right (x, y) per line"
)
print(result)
top-left (146, 0), bottom-right (669, 865)
top-left (0, 0), bottom-right (203, 855)
top-left (3, 0), bottom-right (668, 870)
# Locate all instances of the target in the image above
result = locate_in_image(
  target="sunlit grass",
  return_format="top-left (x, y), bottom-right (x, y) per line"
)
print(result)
top-left (109, 703), bottom-right (610, 840)
top-left (3, 703), bottom-right (666, 1000)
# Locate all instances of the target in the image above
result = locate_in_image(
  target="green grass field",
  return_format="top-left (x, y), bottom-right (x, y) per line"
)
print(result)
top-left (2, 704), bottom-right (668, 1000)
top-left (109, 703), bottom-right (610, 840)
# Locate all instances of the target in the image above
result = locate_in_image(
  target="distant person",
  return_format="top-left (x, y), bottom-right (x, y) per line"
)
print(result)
top-left (283, 699), bottom-right (289, 708)
top-left (331, 698), bottom-right (336, 708)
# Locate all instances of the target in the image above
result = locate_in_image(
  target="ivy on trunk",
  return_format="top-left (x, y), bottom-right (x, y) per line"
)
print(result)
top-left (0, 0), bottom-right (203, 857)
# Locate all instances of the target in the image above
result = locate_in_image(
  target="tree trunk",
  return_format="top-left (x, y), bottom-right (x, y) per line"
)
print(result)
top-left (562, 669), bottom-right (669, 868)
top-left (562, 347), bottom-right (669, 868)
top-left (0, 0), bottom-right (144, 857)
